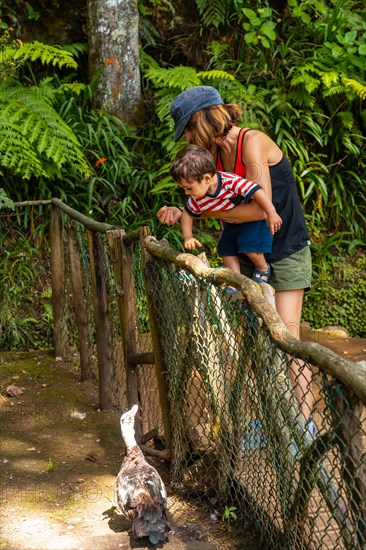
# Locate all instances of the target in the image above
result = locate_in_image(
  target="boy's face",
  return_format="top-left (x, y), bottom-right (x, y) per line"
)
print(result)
top-left (178, 173), bottom-right (212, 198)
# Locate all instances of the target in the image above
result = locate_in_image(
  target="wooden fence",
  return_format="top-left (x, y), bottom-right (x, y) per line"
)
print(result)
top-left (1, 198), bottom-right (365, 548)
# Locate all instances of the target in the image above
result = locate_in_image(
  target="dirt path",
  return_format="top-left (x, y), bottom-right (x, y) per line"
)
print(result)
top-left (0, 351), bottom-right (255, 550)
top-left (1, 331), bottom-right (364, 550)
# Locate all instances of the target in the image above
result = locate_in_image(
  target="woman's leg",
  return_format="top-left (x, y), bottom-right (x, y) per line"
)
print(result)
top-left (275, 288), bottom-right (314, 421)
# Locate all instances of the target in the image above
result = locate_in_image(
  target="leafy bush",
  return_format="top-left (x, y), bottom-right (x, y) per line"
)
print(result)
top-left (0, 231), bottom-right (53, 350)
top-left (0, 29), bottom-right (92, 181)
top-left (303, 253), bottom-right (366, 337)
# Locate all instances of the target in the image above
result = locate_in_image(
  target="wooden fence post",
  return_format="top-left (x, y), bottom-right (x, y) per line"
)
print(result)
top-left (87, 230), bottom-right (114, 410)
top-left (50, 205), bottom-right (65, 359)
top-left (140, 226), bottom-right (172, 455)
top-left (107, 229), bottom-right (142, 442)
top-left (67, 221), bottom-right (92, 381)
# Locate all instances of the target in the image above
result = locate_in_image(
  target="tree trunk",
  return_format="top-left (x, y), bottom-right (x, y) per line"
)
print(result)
top-left (87, 0), bottom-right (143, 125)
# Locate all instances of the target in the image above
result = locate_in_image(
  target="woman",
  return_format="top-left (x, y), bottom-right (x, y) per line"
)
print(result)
top-left (158, 85), bottom-right (314, 426)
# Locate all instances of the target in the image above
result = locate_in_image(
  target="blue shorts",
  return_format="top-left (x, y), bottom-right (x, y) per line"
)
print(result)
top-left (218, 221), bottom-right (272, 257)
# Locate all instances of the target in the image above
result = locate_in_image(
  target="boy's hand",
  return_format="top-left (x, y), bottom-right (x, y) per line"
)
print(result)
top-left (184, 237), bottom-right (202, 250)
top-left (267, 211), bottom-right (282, 235)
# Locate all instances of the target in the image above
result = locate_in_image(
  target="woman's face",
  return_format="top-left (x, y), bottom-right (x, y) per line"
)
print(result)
top-left (183, 119), bottom-right (216, 154)
top-left (183, 127), bottom-right (195, 144)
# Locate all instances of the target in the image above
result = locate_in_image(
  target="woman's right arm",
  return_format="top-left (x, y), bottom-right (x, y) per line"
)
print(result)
top-left (157, 202), bottom-right (266, 225)
top-left (201, 201), bottom-right (266, 223)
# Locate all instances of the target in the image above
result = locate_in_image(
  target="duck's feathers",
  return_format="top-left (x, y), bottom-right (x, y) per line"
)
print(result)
top-left (116, 444), bottom-right (170, 544)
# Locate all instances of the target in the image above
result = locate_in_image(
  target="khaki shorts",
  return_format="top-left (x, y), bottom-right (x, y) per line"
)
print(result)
top-left (238, 245), bottom-right (312, 291)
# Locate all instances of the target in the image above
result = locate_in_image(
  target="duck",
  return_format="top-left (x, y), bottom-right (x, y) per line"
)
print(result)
top-left (116, 404), bottom-right (171, 544)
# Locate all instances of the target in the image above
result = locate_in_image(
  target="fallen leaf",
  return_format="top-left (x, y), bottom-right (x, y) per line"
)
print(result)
top-left (27, 447), bottom-right (36, 452)
top-left (6, 385), bottom-right (25, 397)
top-left (85, 453), bottom-right (98, 462)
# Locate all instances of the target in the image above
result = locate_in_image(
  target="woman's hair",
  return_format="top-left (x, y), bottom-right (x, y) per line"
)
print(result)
top-left (170, 145), bottom-right (216, 183)
top-left (185, 103), bottom-right (242, 153)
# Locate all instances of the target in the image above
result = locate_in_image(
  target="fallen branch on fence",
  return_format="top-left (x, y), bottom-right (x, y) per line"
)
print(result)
top-left (52, 198), bottom-right (116, 233)
top-left (142, 236), bottom-right (366, 406)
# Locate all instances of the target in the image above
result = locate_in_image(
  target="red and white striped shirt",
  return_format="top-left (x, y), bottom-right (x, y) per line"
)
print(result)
top-left (185, 171), bottom-right (261, 219)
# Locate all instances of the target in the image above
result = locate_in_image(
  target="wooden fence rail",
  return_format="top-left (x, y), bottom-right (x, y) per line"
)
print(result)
top-left (2, 198), bottom-right (365, 548)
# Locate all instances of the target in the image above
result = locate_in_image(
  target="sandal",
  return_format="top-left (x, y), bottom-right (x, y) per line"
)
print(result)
top-left (252, 263), bottom-right (271, 284)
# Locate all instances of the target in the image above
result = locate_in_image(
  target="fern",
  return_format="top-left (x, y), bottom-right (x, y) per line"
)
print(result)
top-left (0, 35), bottom-right (92, 181)
top-left (291, 73), bottom-right (320, 93)
top-left (208, 41), bottom-right (230, 61)
top-left (195, 0), bottom-right (233, 28)
top-left (0, 82), bottom-right (92, 179)
top-left (321, 71), bottom-right (340, 88)
top-left (290, 62), bottom-right (366, 101)
top-left (14, 41), bottom-right (78, 70)
top-left (343, 77), bottom-right (366, 100)
top-left (197, 70), bottom-right (235, 81)
top-left (322, 84), bottom-right (346, 96)
top-left (62, 43), bottom-right (88, 58)
top-left (58, 83), bottom-right (87, 96)
top-left (143, 65), bottom-right (202, 90)
top-left (0, 122), bottom-right (46, 179)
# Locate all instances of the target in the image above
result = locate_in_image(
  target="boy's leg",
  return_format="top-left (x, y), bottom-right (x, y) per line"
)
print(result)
top-left (222, 255), bottom-right (241, 273)
top-left (245, 252), bottom-right (270, 281)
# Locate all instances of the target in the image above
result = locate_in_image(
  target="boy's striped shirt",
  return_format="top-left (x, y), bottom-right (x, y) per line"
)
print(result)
top-left (185, 171), bottom-right (261, 219)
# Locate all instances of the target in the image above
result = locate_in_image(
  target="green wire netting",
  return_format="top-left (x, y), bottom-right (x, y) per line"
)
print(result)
top-left (1, 205), bottom-right (365, 549)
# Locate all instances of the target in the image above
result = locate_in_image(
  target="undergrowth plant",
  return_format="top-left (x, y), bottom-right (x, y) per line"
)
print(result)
top-left (0, 229), bottom-right (53, 349)
top-left (303, 253), bottom-right (366, 337)
top-left (0, 28), bottom-right (92, 184)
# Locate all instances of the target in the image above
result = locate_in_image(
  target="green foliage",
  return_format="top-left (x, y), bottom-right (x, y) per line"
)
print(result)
top-left (143, 0), bottom-right (366, 246)
top-left (303, 253), bottom-right (366, 337)
top-left (45, 459), bottom-right (56, 472)
top-left (195, 0), bottom-right (233, 28)
top-left (0, 188), bottom-right (14, 209)
top-left (13, 40), bottom-right (78, 70)
top-left (0, 235), bottom-right (53, 349)
top-left (242, 7), bottom-right (277, 48)
top-left (0, 30), bottom-right (92, 182)
top-left (0, 79), bottom-right (92, 179)
top-left (0, 28), bottom-right (25, 77)
top-left (58, 102), bottom-right (173, 230)
top-left (222, 505), bottom-right (238, 525)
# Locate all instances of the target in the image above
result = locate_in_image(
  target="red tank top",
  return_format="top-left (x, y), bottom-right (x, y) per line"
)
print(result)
top-left (215, 128), bottom-right (251, 177)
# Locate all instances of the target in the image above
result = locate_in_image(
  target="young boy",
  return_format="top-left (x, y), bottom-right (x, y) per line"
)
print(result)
top-left (170, 145), bottom-right (282, 284)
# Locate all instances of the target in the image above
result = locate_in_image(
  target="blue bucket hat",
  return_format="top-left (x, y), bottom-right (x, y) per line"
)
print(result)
top-left (170, 86), bottom-right (224, 142)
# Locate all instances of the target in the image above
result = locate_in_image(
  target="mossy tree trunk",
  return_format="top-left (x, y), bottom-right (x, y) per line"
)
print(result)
top-left (87, 0), bottom-right (143, 125)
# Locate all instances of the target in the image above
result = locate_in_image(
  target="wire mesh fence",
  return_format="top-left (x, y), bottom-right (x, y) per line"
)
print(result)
top-left (1, 201), bottom-right (365, 549)
top-left (143, 256), bottom-right (365, 548)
